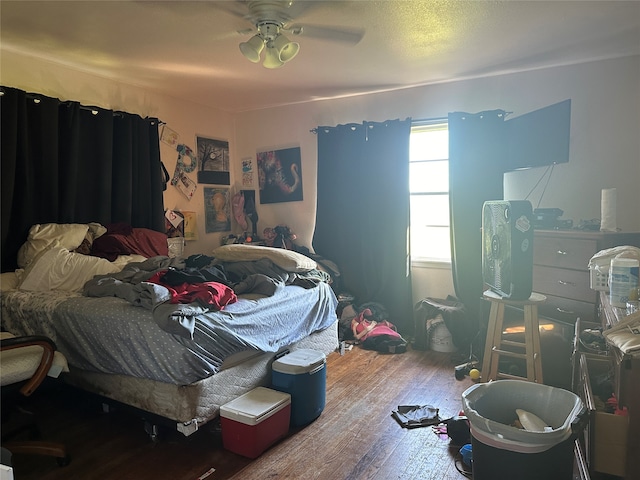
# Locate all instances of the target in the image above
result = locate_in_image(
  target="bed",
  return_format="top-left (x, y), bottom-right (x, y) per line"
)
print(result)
top-left (0, 223), bottom-right (339, 436)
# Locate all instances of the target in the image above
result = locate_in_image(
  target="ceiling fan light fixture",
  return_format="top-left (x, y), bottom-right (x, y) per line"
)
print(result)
top-left (263, 45), bottom-right (284, 69)
top-left (239, 34), bottom-right (265, 63)
top-left (272, 34), bottom-right (299, 63)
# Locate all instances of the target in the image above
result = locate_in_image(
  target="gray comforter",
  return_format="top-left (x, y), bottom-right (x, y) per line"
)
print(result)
top-left (1, 257), bottom-right (338, 385)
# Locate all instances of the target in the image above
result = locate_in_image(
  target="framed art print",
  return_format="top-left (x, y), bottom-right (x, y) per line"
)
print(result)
top-left (197, 136), bottom-right (230, 185)
top-left (257, 146), bottom-right (303, 204)
top-left (204, 187), bottom-right (231, 233)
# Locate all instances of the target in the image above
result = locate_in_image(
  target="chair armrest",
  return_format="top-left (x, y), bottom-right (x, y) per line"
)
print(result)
top-left (1, 335), bottom-right (57, 396)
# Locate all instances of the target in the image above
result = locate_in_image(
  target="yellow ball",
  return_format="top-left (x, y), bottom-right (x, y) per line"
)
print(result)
top-left (469, 368), bottom-right (481, 380)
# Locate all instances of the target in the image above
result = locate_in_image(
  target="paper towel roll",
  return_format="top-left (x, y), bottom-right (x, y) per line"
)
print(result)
top-left (600, 188), bottom-right (617, 232)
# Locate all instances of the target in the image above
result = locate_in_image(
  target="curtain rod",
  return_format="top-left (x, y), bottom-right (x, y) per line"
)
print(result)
top-left (411, 116), bottom-right (448, 124)
top-left (310, 116), bottom-right (448, 133)
top-left (4, 89), bottom-right (163, 124)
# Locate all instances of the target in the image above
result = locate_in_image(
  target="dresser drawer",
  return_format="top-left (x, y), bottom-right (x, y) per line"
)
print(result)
top-left (534, 235), bottom-right (597, 270)
top-left (539, 294), bottom-right (596, 324)
top-left (534, 265), bottom-right (594, 303)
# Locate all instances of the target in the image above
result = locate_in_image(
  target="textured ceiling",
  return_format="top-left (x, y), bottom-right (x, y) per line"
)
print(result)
top-left (1, 0), bottom-right (639, 112)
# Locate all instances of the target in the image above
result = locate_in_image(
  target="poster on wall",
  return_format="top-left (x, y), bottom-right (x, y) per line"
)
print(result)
top-left (257, 146), bottom-right (303, 204)
top-left (204, 187), bottom-right (231, 233)
top-left (160, 125), bottom-right (179, 147)
top-left (183, 211), bottom-right (198, 241)
top-left (164, 209), bottom-right (184, 237)
top-left (196, 136), bottom-right (230, 185)
top-left (242, 157), bottom-right (254, 187)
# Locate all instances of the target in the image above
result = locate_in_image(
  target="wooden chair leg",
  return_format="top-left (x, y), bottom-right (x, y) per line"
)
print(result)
top-left (523, 305), bottom-right (536, 382)
top-left (527, 305), bottom-right (544, 383)
top-left (482, 300), bottom-right (505, 382)
top-left (481, 292), bottom-right (546, 383)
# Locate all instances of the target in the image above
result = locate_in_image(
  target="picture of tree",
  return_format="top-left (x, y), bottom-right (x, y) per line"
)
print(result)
top-left (196, 136), bottom-right (230, 184)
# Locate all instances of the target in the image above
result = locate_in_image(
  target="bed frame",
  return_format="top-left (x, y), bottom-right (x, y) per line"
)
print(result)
top-left (63, 322), bottom-right (338, 437)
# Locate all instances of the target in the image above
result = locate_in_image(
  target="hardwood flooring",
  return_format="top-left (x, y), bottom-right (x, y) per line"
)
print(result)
top-left (4, 347), bottom-right (476, 480)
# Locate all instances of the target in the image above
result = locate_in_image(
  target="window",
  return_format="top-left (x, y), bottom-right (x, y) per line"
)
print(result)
top-left (410, 122), bottom-right (450, 263)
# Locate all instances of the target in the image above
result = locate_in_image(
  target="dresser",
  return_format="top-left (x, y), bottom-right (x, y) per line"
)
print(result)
top-left (533, 229), bottom-right (640, 327)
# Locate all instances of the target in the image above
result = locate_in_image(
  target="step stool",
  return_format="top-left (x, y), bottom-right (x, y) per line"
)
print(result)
top-left (480, 290), bottom-right (546, 383)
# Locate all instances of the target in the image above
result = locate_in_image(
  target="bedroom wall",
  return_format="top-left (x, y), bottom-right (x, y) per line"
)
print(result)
top-left (3, 51), bottom-right (639, 303)
top-left (233, 55), bottom-right (640, 300)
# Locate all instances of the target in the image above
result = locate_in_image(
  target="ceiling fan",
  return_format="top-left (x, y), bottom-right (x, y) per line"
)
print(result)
top-left (221, 0), bottom-right (365, 69)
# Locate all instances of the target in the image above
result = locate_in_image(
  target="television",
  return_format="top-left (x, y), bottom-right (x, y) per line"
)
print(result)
top-left (505, 99), bottom-right (571, 171)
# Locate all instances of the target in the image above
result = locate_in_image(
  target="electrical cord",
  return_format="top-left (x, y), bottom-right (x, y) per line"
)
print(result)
top-left (523, 164), bottom-right (554, 208)
top-left (453, 452), bottom-right (473, 478)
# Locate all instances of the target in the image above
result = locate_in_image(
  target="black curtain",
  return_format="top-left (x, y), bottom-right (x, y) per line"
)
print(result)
top-left (1, 86), bottom-right (165, 272)
top-left (313, 119), bottom-right (413, 333)
top-left (448, 110), bottom-right (507, 343)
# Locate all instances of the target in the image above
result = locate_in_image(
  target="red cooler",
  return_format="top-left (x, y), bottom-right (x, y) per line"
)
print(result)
top-left (220, 387), bottom-right (291, 458)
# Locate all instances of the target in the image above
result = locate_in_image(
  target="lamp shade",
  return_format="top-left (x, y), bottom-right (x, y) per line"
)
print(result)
top-left (239, 35), bottom-right (264, 63)
top-left (263, 45), bottom-right (284, 68)
top-left (272, 34), bottom-right (299, 63)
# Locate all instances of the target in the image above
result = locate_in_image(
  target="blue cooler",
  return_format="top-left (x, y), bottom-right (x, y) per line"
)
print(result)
top-left (272, 349), bottom-right (326, 426)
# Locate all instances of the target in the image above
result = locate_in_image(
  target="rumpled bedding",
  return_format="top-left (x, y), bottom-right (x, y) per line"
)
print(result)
top-left (1, 255), bottom-right (338, 385)
top-left (82, 256), bottom-right (331, 340)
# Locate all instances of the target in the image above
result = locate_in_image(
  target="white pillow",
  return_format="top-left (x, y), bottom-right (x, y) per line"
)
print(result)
top-left (212, 244), bottom-right (316, 272)
top-left (18, 244), bottom-right (122, 292)
top-left (17, 223), bottom-right (90, 268)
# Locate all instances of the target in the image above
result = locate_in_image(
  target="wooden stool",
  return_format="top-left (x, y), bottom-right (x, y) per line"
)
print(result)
top-left (481, 290), bottom-right (546, 383)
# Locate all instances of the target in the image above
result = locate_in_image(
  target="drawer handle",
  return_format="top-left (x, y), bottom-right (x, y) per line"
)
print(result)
top-left (557, 280), bottom-right (576, 286)
top-left (556, 307), bottom-right (576, 315)
top-left (557, 250), bottom-right (568, 255)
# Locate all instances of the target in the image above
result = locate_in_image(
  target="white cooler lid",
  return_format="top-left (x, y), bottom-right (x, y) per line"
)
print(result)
top-left (272, 348), bottom-right (326, 375)
top-left (220, 387), bottom-right (291, 426)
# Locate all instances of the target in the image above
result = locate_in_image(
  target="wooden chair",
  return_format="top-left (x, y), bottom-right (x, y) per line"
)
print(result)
top-left (480, 290), bottom-right (546, 383)
top-left (1, 334), bottom-right (70, 467)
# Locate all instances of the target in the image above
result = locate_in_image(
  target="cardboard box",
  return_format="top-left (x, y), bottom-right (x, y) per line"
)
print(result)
top-left (220, 387), bottom-right (291, 458)
top-left (272, 349), bottom-right (327, 426)
top-left (593, 410), bottom-right (629, 478)
top-left (584, 354), bottom-right (630, 477)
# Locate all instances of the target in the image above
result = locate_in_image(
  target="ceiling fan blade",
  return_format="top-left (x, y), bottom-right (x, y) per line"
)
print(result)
top-left (284, 0), bottom-right (325, 19)
top-left (288, 24), bottom-right (365, 45)
top-left (214, 0), bottom-right (252, 20)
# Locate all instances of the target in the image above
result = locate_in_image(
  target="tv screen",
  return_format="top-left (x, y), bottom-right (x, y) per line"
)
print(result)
top-left (505, 99), bottom-right (571, 171)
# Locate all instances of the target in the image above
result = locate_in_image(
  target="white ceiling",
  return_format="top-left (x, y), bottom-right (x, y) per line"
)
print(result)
top-left (2, 0), bottom-right (639, 113)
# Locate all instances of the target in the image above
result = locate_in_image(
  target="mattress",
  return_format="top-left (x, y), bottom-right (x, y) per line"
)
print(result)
top-left (1, 282), bottom-right (338, 384)
top-left (1, 280), bottom-right (339, 435)
top-left (62, 321), bottom-right (338, 435)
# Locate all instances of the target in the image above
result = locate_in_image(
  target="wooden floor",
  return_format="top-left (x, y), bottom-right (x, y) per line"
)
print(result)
top-left (4, 347), bottom-right (476, 480)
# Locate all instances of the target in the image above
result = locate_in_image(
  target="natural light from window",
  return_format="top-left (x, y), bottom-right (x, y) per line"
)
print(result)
top-left (410, 122), bottom-right (451, 263)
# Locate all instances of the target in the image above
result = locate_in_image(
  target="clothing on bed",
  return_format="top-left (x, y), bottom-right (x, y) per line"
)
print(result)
top-left (90, 224), bottom-right (169, 261)
top-left (82, 255), bottom-right (329, 340)
top-left (2, 252), bottom-right (339, 386)
top-left (2, 282), bottom-right (337, 385)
